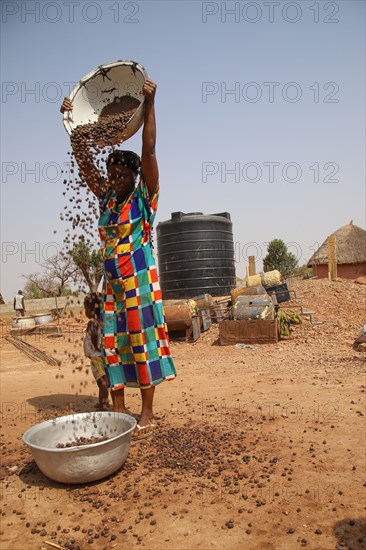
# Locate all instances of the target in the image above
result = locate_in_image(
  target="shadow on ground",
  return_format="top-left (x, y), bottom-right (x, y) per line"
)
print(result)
top-left (333, 518), bottom-right (366, 550)
top-left (18, 459), bottom-right (125, 490)
top-left (27, 394), bottom-right (101, 419)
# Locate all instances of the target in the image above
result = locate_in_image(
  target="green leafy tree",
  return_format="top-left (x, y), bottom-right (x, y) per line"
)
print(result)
top-left (70, 237), bottom-right (104, 293)
top-left (263, 239), bottom-right (298, 278)
top-left (292, 264), bottom-right (313, 279)
top-left (23, 280), bottom-right (46, 299)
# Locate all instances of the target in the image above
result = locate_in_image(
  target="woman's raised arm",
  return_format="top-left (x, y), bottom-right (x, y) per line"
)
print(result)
top-left (141, 79), bottom-right (159, 198)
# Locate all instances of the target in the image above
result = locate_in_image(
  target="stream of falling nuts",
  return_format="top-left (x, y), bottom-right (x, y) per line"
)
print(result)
top-left (60, 96), bottom-right (140, 251)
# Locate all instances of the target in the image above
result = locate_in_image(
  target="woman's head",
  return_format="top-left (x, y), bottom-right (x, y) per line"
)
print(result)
top-left (106, 150), bottom-right (141, 196)
top-left (84, 292), bottom-right (101, 320)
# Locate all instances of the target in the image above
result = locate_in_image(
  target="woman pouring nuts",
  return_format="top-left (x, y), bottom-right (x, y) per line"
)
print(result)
top-left (61, 78), bottom-right (177, 440)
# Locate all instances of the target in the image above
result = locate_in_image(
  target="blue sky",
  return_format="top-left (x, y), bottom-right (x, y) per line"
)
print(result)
top-left (1, 0), bottom-right (365, 300)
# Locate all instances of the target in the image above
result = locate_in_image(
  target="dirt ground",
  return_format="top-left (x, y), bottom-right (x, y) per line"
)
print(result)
top-left (0, 278), bottom-right (365, 550)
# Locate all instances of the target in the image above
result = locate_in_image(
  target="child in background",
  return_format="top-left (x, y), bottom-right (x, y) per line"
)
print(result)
top-left (83, 293), bottom-right (109, 411)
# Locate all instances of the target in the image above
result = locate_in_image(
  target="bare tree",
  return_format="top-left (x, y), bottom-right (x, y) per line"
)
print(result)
top-left (23, 254), bottom-right (79, 298)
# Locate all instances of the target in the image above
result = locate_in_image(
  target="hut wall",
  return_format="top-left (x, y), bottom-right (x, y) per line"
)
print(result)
top-left (313, 263), bottom-right (366, 279)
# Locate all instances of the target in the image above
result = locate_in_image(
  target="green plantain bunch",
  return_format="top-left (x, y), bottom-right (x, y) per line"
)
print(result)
top-left (277, 310), bottom-right (303, 337)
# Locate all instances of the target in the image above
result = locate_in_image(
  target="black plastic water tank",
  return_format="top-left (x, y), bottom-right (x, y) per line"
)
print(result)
top-left (156, 211), bottom-right (236, 299)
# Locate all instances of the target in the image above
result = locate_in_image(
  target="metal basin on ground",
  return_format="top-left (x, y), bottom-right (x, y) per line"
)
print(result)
top-left (23, 412), bottom-right (137, 484)
top-left (32, 313), bottom-right (53, 325)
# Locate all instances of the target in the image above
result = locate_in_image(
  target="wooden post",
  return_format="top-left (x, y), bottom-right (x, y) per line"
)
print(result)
top-left (248, 255), bottom-right (256, 276)
top-left (328, 234), bottom-right (337, 280)
top-left (55, 296), bottom-right (59, 325)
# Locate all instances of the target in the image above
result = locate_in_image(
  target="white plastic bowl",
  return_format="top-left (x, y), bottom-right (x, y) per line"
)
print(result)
top-left (12, 316), bottom-right (36, 329)
top-left (63, 60), bottom-right (147, 146)
top-left (23, 412), bottom-right (137, 484)
top-left (32, 313), bottom-right (53, 325)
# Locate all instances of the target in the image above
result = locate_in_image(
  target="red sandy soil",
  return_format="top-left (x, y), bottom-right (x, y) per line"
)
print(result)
top-left (0, 278), bottom-right (365, 550)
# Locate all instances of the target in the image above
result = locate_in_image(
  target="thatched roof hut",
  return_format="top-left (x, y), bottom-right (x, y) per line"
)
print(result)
top-left (307, 221), bottom-right (366, 278)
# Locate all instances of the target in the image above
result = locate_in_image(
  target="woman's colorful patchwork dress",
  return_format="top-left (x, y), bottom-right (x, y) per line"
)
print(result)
top-left (98, 178), bottom-right (176, 389)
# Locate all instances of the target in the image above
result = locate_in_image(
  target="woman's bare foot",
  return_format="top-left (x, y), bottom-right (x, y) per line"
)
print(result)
top-left (132, 420), bottom-right (155, 440)
top-left (137, 412), bottom-right (154, 428)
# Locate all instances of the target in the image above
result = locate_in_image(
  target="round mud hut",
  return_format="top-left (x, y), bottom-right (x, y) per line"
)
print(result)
top-left (307, 221), bottom-right (366, 279)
